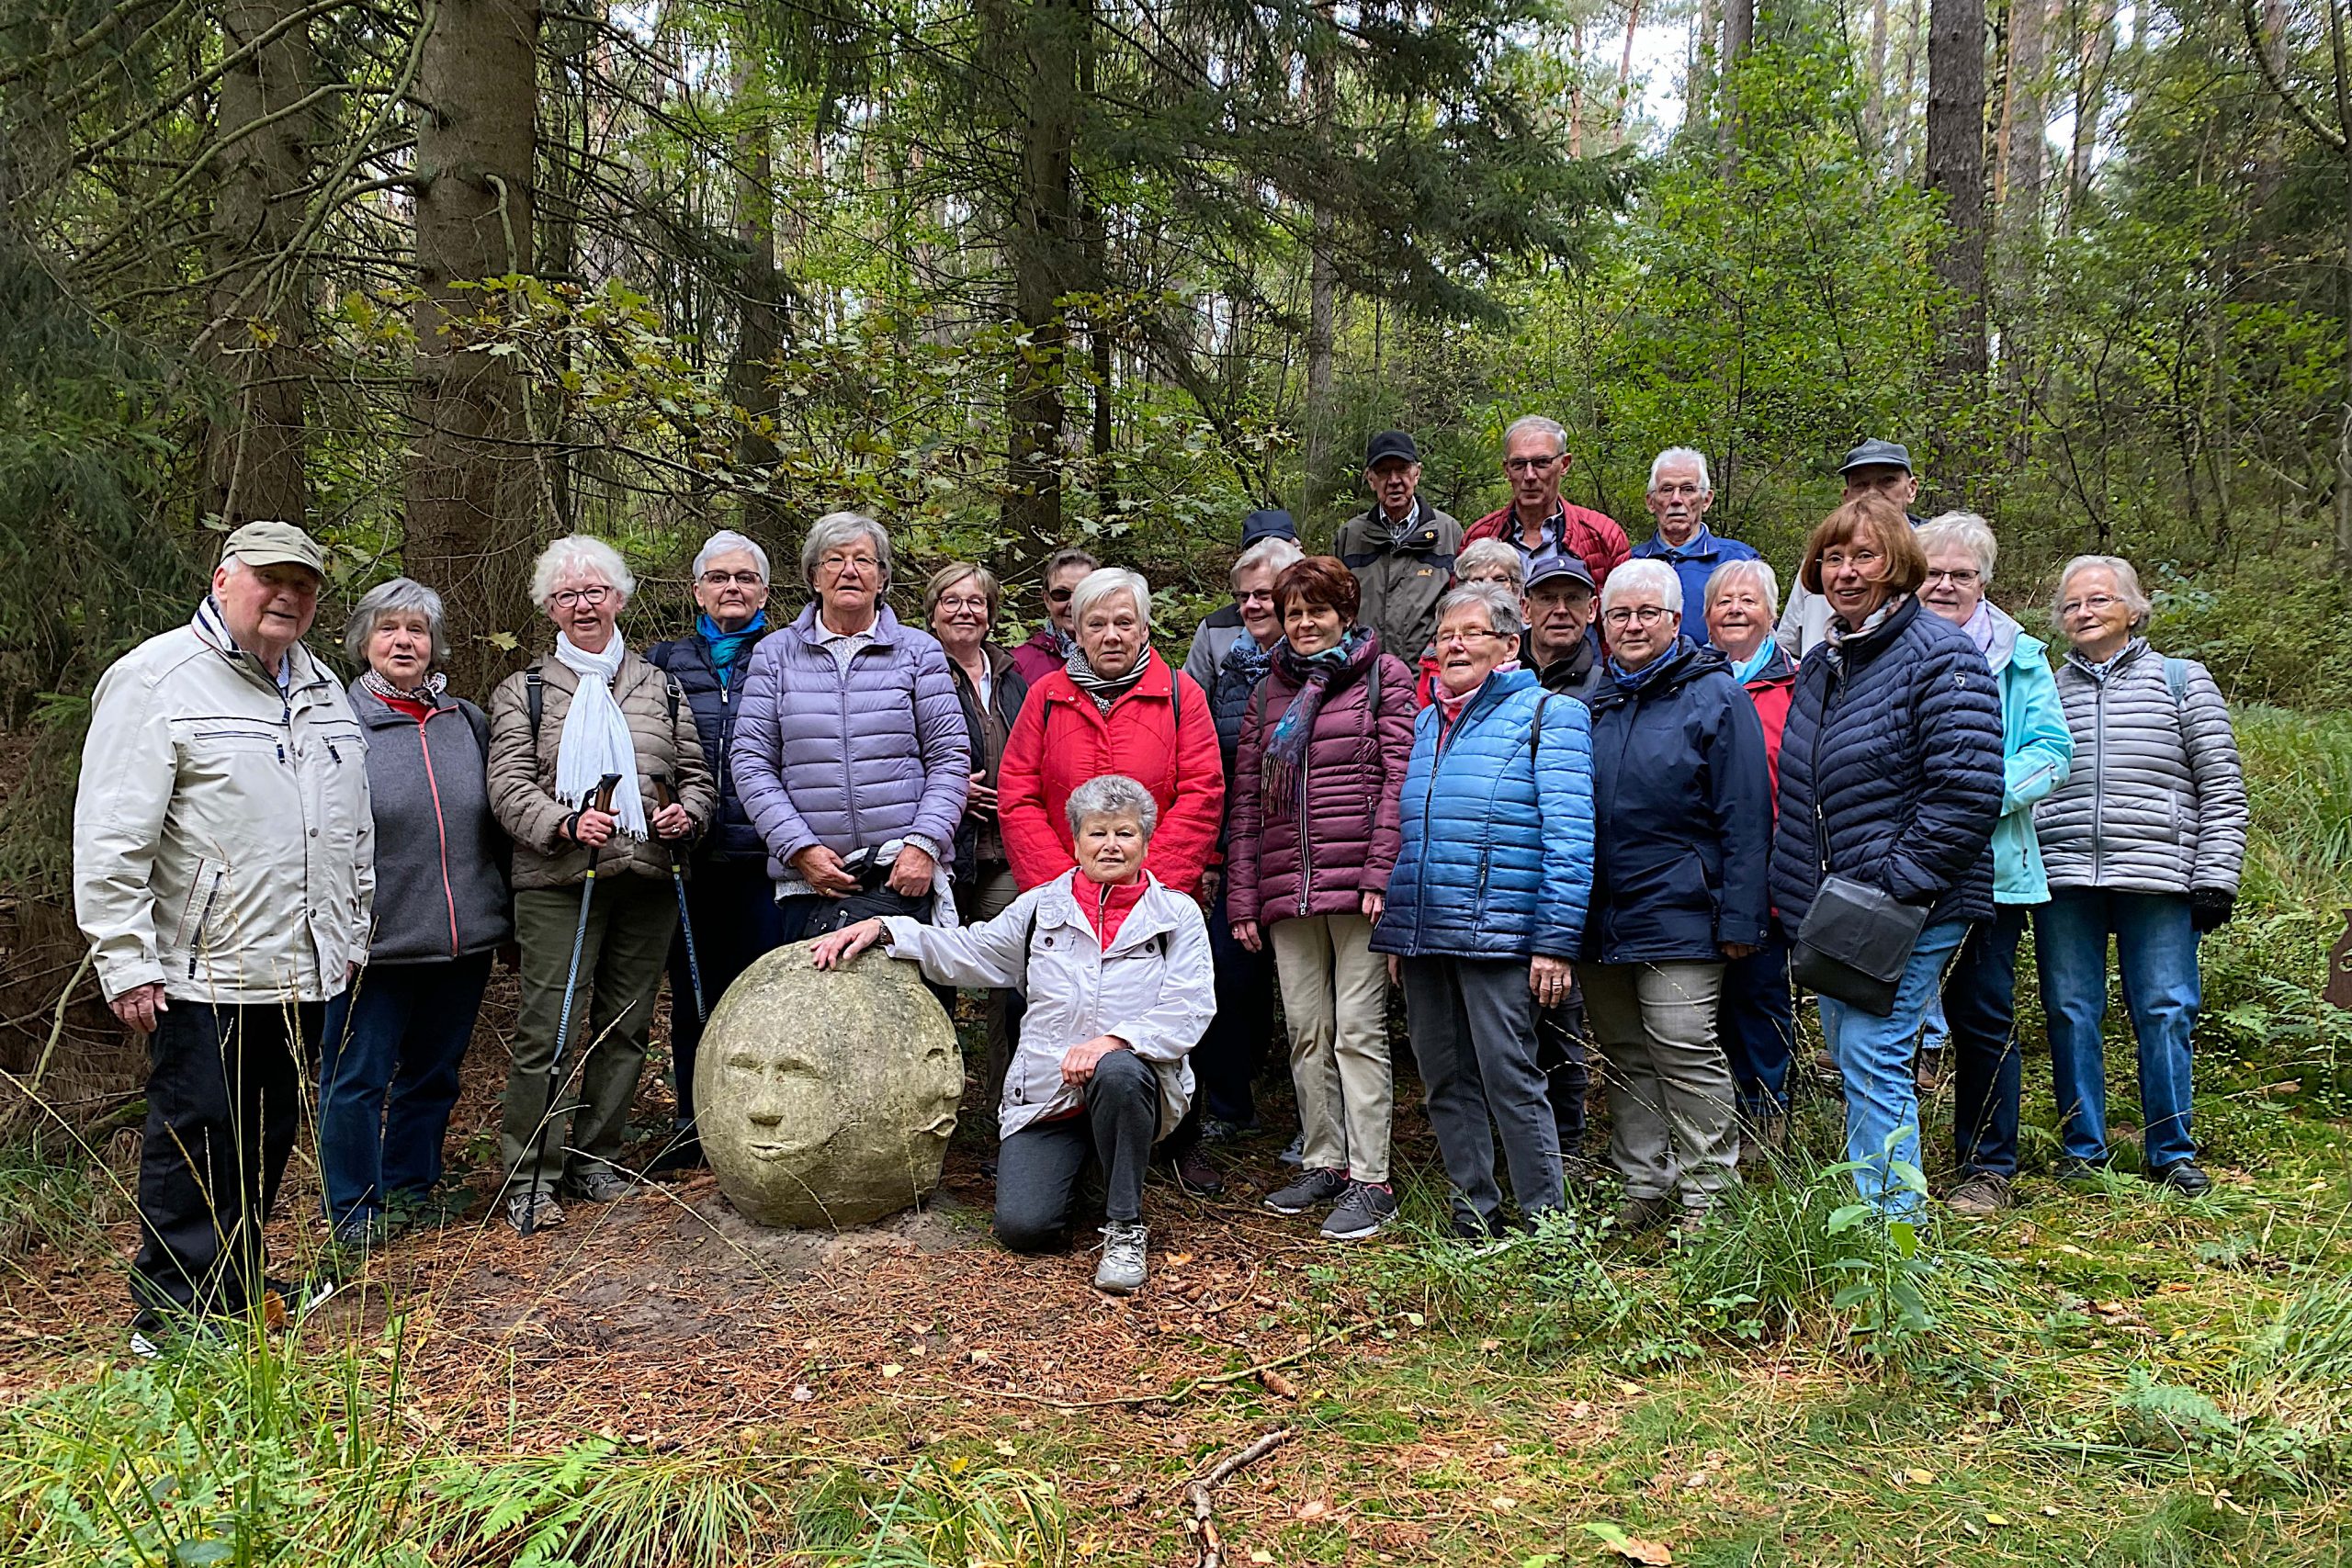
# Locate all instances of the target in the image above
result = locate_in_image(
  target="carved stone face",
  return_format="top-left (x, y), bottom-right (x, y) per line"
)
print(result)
top-left (696, 938), bottom-right (964, 1229)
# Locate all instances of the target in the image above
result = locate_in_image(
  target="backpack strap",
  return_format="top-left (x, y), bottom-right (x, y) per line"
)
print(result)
top-left (524, 664), bottom-right (546, 749)
top-left (1530, 693), bottom-right (1553, 767)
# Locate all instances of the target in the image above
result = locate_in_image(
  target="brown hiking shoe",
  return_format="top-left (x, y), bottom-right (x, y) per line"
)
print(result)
top-left (1946, 1172), bottom-right (2012, 1217)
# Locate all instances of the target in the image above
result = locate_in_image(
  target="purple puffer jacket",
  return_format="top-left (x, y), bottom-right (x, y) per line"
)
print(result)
top-left (1227, 633), bottom-right (1418, 928)
top-left (729, 602), bottom-right (971, 880)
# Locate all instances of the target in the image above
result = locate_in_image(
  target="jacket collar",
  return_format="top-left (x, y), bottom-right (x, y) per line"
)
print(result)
top-left (1634, 525), bottom-right (1721, 561)
top-left (1828, 593), bottom-right (1920, 670)
top-left (1587, 636), bottom-right (1725, 712)
top-left (1047, 647), bottom-right (1172, 707)
top-left (1369, 497), bottom-right (1442, 552)
top-left (190, 597), bottom-right (333, 701)
top-left (1981, 601), bottom-right (2025, 674)
top-left (791, 600), bottom-right (905, 648)
top-left (1737, 640), bottom-right (1795, 689)
top-left (1036, 869), bottom-right (1184, 953)
top-left (347, 679), bottom-right (459, 728)
top-left (2064, 635), bottom-right (2149, 682)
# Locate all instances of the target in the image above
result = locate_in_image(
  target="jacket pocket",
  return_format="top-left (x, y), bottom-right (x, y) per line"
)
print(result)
top-left (182, 861), bottom-right (229, 976)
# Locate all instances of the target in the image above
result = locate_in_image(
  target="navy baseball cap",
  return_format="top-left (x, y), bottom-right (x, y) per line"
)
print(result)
top-left (1526, 554), bottom-right (1597, 592)
top-left (1838, 438), bottom-right (1914, 474)
top-left (1240, 509), bottom-right (1298, 544)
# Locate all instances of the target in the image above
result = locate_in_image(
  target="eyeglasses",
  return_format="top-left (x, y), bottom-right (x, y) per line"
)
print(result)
top-left (1925, 568), bottom-right (1982, 588)
top-left (2061, 593), bottom-right (2121, 616)
top-left (1236, 590), bottom-right (1277, 605)
top-left (1651, 481), bottom-right (1705, 498)
top-left (1820, 547), bottom-right (1883, 571)
top-left (1503, 455), bottom-right (1562, 474)
top-left (1434, 627), bottom-right (1508, 649)
top-left (935, 594), bottom-right (990, 615)
top-left (700, 570), bottom-right (763, 587)
top-left (819, 553), bottom-right (878, 576)
top-left (1603, 604), bottom-right (1674, 628)
top-left (551, 585), bottom-right (612, 609)
top-left (1046, 587), bottom-right (1075, 604)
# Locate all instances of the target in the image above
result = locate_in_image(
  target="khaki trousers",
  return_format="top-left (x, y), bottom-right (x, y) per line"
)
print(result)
top-left (1269, 911), bottom-right (1393, 1183)
top-left (1583, 959), bottom-right (1737, 1210)
top-left (503, 875), bottom-right (677, 1198)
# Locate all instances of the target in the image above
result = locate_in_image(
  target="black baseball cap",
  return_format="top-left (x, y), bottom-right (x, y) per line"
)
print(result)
top-left (1364, 430), bottom-right (1419, 468)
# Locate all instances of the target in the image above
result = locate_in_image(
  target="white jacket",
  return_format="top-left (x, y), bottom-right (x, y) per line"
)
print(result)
top-left (880, 870), bottom-right (1213, 1140)
top-left (74, 600), bottom-right (375, 1005)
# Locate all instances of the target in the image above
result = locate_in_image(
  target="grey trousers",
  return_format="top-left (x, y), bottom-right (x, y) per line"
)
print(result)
top-left (1582, 959), bottom-right (1738, 1210)
top-left (1400, 954), bottom-right (1565, 1226)
top-left (954, 864), bottom-right (1023, 1122)
top-left (504, 875), bottom-right (678, 1199)
top-left (993, 1047), bottom-right (1159, 1251)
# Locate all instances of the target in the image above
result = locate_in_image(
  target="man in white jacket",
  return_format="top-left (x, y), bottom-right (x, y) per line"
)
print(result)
top-left (74, 520), bottom-right (374, 1350)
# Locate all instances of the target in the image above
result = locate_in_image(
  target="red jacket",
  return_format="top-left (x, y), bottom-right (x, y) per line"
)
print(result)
top-left (1740, 643), bottom-right (1798, 800)
top-left (1461, 502), bottom-right (1632, 589)
top-left (998, 649), bottom-right (1226, 897)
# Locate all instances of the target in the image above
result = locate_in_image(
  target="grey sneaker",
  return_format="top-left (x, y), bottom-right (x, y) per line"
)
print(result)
top-left (1263, 1167), bottom-right (1349, 1215)
top-left (1320, 1181), bottom-right (1397, 1240)
top-left (1093, 1221), bottom-right (1148, 1294)
top-left (562, 1168), bottom-right (637, 1203)
top-left (503, 1191), bottom-right (565, 1235)
top-left (1946, 1171), bottom-right (2013, 1217)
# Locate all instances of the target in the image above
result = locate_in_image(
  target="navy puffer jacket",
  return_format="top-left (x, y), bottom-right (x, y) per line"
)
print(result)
top-left (645, 627), bottom-right (773, 862)
top-left (1770, 596), bottom-right (2005, 932)
top-left (1582, 638), bottom-right (1774, 964)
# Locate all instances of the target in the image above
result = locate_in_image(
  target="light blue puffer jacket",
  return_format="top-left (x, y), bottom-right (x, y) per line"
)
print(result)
top-left (1370, 668), bottom-right (1595, 962)
top-left (1980, 604), bottom-right (2073, 905)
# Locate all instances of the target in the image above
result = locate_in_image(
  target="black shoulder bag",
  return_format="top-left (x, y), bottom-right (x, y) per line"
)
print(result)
top-left (1787, 671), bottom-right (1928, 1018)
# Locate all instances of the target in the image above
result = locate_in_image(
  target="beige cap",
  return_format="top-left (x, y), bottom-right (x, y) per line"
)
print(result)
top-left (220, 519), bottom-right (326, 575)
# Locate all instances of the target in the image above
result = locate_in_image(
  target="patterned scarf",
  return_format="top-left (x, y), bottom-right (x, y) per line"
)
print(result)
top-left (698, 609), bottom-right (766, 688)
top-left (1066, 645), bottom-right (1154, 715)
top-left (1261, 628), bottom-right (1370, 812)
top-left (359, 667), bottom-right (448, 706)
top-left (1823, 594), bottom-right (1907, 672)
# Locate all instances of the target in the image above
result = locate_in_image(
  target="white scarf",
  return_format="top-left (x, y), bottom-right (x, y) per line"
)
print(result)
top-left (553, 632), bottom-right (649, 840)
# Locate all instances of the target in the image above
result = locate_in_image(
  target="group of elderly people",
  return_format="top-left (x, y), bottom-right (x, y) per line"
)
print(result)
top-left (74, 427), bottom-right (2252, 1338)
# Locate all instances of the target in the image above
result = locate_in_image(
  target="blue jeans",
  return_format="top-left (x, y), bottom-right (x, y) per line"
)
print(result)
top-left (319, 952), bottom-right (494, 1231)
top-left (1817, 919), bottom-right (1970, 1218)
top-left (2034, 889), bottom-right (2200, 1170)
top-left (1719, 929), bottom-right (1795, 1121)
top-left (1941, 904), bottom-right (2028, 1179)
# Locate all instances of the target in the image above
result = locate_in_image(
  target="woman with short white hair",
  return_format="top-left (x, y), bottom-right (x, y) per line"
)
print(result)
top-left (813, 773), bottom-right (1214, 1295)
top-left (729, 511), bottom-right (971, 947)
top-left (1452, 537), bottom-right (1527, 592)
top-left (487, 536), bottom-right (716, 1235)
top-left (640, 527), bottom-right (780, 1170)
top-left (2031, 552), bottom-right (2245, 1197)
top-left (1702, 555), bottom-right (1800, 1150)
top-left (321, 578), bottom-right (512, 1246)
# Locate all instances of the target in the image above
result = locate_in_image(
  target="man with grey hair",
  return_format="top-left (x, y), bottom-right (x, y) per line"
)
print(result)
top-left (1630, 447), bottom-right (1758, 616)
top-left (75, 520), bottom-right (374, 1353)
top-left (643, 526), bottom-right (781, 1169)
top-left (1458, 415), bottom-right (1631, 591)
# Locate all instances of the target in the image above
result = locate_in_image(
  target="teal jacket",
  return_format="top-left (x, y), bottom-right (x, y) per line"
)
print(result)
top-left (1983, 604), bottom-right (2073, 904)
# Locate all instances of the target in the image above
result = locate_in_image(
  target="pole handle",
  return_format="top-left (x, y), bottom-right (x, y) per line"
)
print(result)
top-left (592, 773), bottom-right (622, 813)
top-left (651, 771), bottom-right (678, 811)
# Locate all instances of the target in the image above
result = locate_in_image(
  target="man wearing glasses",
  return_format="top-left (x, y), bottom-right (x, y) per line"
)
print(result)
top-left (1630, 447), bottom-right (1759, 623)
top-left (643, 528), bottom-right (782, 1170)
top-left (1458, 415), bottom-right (1631, 592)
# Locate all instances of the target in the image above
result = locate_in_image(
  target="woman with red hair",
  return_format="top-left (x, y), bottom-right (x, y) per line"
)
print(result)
top-left (1227, 557), bottom-right (1419, 1238)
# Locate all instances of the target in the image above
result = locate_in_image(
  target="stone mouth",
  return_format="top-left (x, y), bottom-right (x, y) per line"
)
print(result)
top-left (744, 1141), bottom-right (794, 1161)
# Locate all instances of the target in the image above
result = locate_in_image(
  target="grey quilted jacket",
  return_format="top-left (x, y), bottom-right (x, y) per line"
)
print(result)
top-left (2035, 639), bottom-right (2247, 896)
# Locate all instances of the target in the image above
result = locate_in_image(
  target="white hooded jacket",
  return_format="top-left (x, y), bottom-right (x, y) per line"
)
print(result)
top-left (879, 869), bottom-right (1213, 1140)
top-left (74, 600), bottom-right (375, 1005)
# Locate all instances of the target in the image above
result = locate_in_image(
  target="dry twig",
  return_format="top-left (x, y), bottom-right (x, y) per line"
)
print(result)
top-left (1182, 1425), bottom-right (1295, 1568)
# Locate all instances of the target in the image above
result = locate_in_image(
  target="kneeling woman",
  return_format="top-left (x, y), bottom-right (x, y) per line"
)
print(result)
top-left (811, 775), bottom-right (1212, 1294)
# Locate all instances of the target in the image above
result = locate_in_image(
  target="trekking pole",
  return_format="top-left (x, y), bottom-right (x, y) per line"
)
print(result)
top-left (652, 772), bottom-right (706, 1024)
top-left (521, 772), bottom-right (622, 1237)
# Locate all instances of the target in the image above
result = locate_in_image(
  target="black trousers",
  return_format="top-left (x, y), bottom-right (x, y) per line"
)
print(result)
top-left (665, 857), bottom-right (786, 1135)
top-left (132, 998), bottom-right (321, 1326)
top-left (993, 1049), bottom-right (1160, 1250)
top-left (1538, 985), bottom-right (1591, 1157)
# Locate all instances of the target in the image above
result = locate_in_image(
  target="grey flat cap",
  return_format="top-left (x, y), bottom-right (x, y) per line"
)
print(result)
top-left (1838, 438), bottom-right (1914, 475)
top-left (220, 519), bottom-right (326, 574)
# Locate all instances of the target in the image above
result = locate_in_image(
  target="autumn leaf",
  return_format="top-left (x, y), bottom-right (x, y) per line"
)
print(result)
top-left (1295, 1498), bottom-right (1332, 1522)
top-left (880, 1364), bottom-right (904, 1379)
top-left (1582, 1522), bottom-right (1673, 1565)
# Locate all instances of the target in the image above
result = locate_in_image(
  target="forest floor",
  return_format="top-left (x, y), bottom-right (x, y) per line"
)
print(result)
top-left (4, 974), bottom-right (2351, 1566)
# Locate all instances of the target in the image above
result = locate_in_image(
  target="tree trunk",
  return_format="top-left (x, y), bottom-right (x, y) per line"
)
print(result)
top-left (1865, 0), bottom-right (1892, 158)
top-left (2333, 0), bottom-right (2352, 569)
top-left (1001, 0), bottom-right (1082, 557)
top-left (1927, 0), bottom-right (1989, 492)
top-left (1897, 0), bottom-right (1928, 179)
top-left (728, 57), bottom-right (786, 544)
top-left (205, 0), bottom-right (314, 526)
top-left (1301, 1), bottom-right (1338, 516)
top-left (1616, 0), bottom-right (1644, 142)
top-left (2064, 0), bottom-right (2116, 225)
top-left (1996, 0), bottom-right (2048, 276)
top-left (405, 0), bottom-right (539, 690)
top-left (1691, 0), bottom-right (1718, 131)
top-left (1719, 0), bottom-right (1754, 175)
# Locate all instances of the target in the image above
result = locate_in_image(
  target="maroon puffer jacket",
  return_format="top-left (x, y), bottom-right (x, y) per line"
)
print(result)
top-left (1227, 632), bottom-right (1418, 928)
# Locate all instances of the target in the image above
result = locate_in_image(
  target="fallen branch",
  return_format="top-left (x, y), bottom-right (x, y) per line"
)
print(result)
top-left (1182, 1426), bottom-right (1295, 1568)
top-left (950, 1314), bottom-right (1376, 1410)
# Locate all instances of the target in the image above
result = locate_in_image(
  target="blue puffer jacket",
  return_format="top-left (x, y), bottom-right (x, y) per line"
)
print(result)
top-left (1583, 638), bottom-right (1774, 964)
top-left (729, 603), bottom-right (972, 881)
top-left (1770, 596), bottom-right (2005, 932)
top-left (1371, 668), bottom-right (1595, 962)
top-left (645, 626), bottom-right (774, 862)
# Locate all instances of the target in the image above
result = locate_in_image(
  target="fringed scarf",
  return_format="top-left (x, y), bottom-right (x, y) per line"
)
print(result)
top-left (1261, 627), bottom-right (1373, 812)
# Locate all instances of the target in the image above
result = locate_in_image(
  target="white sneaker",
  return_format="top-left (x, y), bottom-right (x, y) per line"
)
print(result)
top-left (1093, 1221), bottom-right (1148, 1294)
